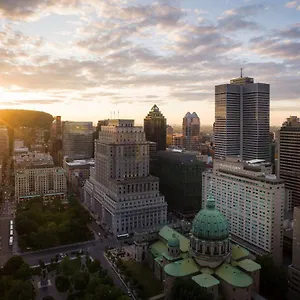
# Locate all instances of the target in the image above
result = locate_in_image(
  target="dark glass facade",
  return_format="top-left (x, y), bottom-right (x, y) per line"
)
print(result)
top-left (144, 105), bottom-right (166, 151)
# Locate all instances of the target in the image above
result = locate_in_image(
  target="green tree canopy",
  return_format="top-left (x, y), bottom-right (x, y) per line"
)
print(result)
top-left (5, 280), bottom-right (35, 300)
top-left (2, 256), bottom-right (25, 276)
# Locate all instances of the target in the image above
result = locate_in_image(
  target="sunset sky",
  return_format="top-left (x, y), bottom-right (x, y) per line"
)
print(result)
top-left (0, 0), bottom-right (299, 125)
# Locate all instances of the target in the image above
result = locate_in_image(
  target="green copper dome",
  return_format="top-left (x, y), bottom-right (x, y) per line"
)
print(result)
top-left (191, 194), bottom-right (228, 240)
top-left (168, 233), bottom-right (180, 248)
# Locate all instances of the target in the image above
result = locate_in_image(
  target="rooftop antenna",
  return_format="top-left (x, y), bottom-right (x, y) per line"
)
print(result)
top-left (240, 68), bottom-right (243, 78)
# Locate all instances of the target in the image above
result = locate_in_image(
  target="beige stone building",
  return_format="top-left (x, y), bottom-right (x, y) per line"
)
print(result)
top-left (14, 152), bottom-right (66, 202)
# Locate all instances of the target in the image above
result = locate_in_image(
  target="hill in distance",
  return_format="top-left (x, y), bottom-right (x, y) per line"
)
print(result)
top-left (0, 109), bottom-right (53, 129)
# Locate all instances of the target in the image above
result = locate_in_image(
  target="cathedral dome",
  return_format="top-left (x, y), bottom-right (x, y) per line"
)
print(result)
top-left (191, 194), bottom-right (228, 241)
top-left (168, 233), bottom-right (180, 248)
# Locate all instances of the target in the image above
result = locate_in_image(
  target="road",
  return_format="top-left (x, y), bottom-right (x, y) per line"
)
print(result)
top-left (0, 157), bottom-right (15, 267)
top-left (22, 221), bottom-right (128, 293)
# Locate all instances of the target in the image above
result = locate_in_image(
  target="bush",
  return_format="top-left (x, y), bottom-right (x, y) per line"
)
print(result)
top-left (55, 275), bottom-right (70, 293)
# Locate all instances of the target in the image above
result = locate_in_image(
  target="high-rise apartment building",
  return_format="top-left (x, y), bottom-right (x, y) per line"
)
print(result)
top-left (0, 125), bottom-right (9, 158)
top-left (14, 152), bottom-right (66, 202)
top-left (202, 158), bottom-right (284, 265)
top-left (288, 207), bottom-right (300, 300)
top-left (144, 105), bottom-right (166, 151)
top-left (62, 121), bottom-right (94, 160)
top-left (182, 112), bottom-right (200, 151)
top-left (279, 116), bottom-right (300, 209)
top-left (84, 119), bottom-right (167, 234)
top-left (215, 76), bottom-right (270, 161)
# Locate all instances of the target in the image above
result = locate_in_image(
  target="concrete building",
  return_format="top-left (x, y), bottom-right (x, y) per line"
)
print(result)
top-left (14, 152), bottom-right (67, 202)
top-left (288, 207), bottom-right (300, 300)
top-left (215, 76), bottom-right (270, 161)
top-left (134, 194), bottom-right (261, 300)
top-left (84, 119), bottom-right (167, 235)
top-left (202, 158), bottom-right (285, 265)
top-left (182, 112), bottom-right (200, 151)
top-left (279, 116), bottom-right (300, 209)
top-left (0, 125), bottom-right (9, 158)
top-left (63, 157), bottom-right (94, 190)
top-left (151, 150), bottom-right (207, 219)
top-left (144, 105), bottom-right (167, 151)
top-left (62, 121), bottom-right (94, 160)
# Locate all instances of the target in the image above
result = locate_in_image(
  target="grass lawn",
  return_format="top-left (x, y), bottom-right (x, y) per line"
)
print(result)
top-left (123, 259), bottom-right (163, 298)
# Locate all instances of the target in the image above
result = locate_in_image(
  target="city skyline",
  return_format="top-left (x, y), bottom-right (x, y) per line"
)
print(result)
top-left (0, 0), bottom-right (299, 125)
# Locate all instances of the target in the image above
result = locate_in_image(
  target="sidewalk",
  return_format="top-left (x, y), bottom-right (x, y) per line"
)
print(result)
top-left (104, 252), bottom-right (137, 300)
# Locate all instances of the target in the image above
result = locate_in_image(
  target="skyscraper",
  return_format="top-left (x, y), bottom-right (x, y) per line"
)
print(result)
top-left (84, 119), bottom-right (167, 234)
top-left (62, 121), bottom-right (94, 160)
top-left (203, 158), bottom-right (284, 265)
top-left (50, 116), bottom-right (63, 166)
top-left (144, 105), bottom-right (166, 151)
top-left (279, 116), bottom-right (300, 209)
top-left (182, 112), bottom-right (200, 151)
top-left (215, 76), bottom-right (270, 161)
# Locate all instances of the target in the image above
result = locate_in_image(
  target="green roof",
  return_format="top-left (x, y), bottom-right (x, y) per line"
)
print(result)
top-left (192, 274), bottom-right (220, 288)
top-left (159, 226), bottom-right (189, 252)
top-left (215, 263), bottom-right (253, 288)
top-left (149, 241), bottom-right (168, 258)
top-left (164, 258), bottom-right (200, 277)
top-left (231, 245), bottom-right (250, 261)
top-left (238, 259), bottom-right (261, 273)
top-left (191, 194), bottom-right (228, 240)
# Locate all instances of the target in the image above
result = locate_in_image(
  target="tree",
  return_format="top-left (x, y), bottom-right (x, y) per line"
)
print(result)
top-left (6, 280), bottom-right (36, 300)
top-left (2, 256), bottom-right (25, 276)
top-left (256, 255), bottom-right (288, 300)
top-left (55, 276), bottom-right (70, 293)
top-left (87, 259), bottom-right (102, 274)
top-left (15, 263), bottom-right (32, 281)
top-left (60, 257), bottom-right (78, 278)
top-left (71, 271), bottom-right (90, 291)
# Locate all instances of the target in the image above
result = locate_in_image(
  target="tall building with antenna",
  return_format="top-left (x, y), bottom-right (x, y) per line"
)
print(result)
top-left (215, 72), bottom-right (270, 161)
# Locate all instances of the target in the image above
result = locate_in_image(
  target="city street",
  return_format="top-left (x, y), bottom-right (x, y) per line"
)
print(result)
top-left (22, 235), bottom-right (127, 293)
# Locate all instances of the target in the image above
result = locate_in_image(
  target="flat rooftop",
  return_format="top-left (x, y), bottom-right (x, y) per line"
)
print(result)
top-left (65, 158), bottom-right (95, 167)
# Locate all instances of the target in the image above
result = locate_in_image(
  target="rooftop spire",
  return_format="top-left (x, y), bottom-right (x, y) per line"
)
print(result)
top-left (206, 193), bottom-right (216, 209)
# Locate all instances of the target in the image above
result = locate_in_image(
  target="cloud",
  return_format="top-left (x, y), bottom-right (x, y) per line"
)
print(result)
top-left (250, 23), bottom-right (300, 60)
top-left (218, 4), bottom-right (267, 31)
top-left (285, 1), bottom-right (300, 10)
top-left (277, 23), bottom-right (300, 39)
top-left (0, 0), bottom-right (299, 119)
